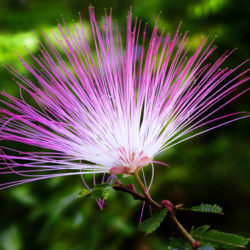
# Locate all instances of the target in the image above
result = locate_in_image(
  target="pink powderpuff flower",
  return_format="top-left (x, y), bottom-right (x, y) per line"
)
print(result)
top-left (0, 7), bottom-right (249, 190)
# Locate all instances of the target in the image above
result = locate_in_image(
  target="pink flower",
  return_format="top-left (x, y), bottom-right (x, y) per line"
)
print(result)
top-left (0, 7), bottom-right (249, 189)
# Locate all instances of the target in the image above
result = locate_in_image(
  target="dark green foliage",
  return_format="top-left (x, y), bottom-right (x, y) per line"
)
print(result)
top-left (139, 208), bottom-right (168, 235)
top-left (168, 237), bottom-right (191, 249)
top-left (189, 203), bottom-right (223, 214)
top-left (190, 225), bottom-right (250, 249)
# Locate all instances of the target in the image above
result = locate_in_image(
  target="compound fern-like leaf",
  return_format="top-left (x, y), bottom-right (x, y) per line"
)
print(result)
top-left (189, 203), bottom-right (223, 214)
top-left (190, 225), bottom-right (250, 249)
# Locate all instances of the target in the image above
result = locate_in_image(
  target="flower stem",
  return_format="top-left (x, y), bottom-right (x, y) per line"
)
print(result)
top-left (133, 172), bottom-right (161, 209)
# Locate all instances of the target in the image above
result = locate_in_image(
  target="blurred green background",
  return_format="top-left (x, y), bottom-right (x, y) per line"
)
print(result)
top-left (0, 0), bottom-right (249, 249)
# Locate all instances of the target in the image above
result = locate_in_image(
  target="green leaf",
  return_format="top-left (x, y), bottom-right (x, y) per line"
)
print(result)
top-left (78, 188), bottom-right (91, 198)
top-left (190, 225), bottom-right (250, 249)
top-left (189, 203), bottom-right (223, 214)
top-left (139, 208), bottom-right (167, 235)
top-left (90, 183), bottom-right (113, 200)
top-left (78, 184), bottom-right (113, 200)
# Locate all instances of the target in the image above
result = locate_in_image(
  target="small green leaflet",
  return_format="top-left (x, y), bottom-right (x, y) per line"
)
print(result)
top-left (78, 183), bottom-right (113, 200)
top-left (189, 203), bottom-right (223, 215)
top-left (78, 188), bottom-right (91, 198)
top-left (90, 184), bottom-right (112, 200)
top-left (139, 208), bottom-right (168, 235)
top-left (190, 225), bottom-right (250, 249)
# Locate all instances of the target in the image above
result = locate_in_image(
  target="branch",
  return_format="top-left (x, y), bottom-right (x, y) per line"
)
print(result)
top-left (113, 183), bottom-right (145, 201)
top-left (112, 174), bottom-right (200, 249)
top-left (113, 181), bottom-right (161, 209)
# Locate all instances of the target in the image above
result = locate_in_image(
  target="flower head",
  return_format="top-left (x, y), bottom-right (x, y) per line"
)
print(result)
top-left (0, 7), bottom-right (249, 189)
